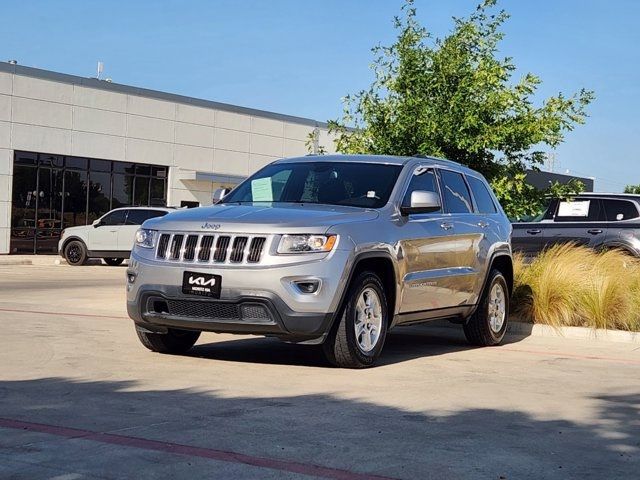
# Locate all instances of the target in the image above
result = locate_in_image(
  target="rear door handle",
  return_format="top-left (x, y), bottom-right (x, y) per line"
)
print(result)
top-left (587, 229), bottom-right (603, 235)
top-left (526, 229), bottom-right (542, 235)
top-left (440, 222), bottom-right (454, 231)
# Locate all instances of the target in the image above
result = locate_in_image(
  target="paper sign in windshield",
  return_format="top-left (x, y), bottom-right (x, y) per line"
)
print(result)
top-left (251, 177), bottom-right (273, 202)
top-left (558, 200), bottom-right (590, 217)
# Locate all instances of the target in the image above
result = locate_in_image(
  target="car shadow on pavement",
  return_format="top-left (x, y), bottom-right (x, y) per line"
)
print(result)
top-left (0, 377), bottom-right (638, 479)
top-left (188, 324), bottom-right (526, 368)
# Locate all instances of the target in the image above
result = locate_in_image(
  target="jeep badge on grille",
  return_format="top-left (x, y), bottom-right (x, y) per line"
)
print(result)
top-left (201, 222), bottom-right (221, 230)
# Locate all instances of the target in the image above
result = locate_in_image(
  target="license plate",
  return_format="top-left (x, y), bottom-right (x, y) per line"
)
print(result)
top-left (182, 271), bottom-right (221, 298)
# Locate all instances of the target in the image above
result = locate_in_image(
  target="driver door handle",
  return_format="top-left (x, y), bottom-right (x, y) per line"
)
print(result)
top-left (526, 229), bottom-right (542, 235)
top-left (440, 222), bottom-right (454, 231)
top-left (477, 221), bottom-right (489, 229)
top-left (587, 229), bottom-right (603, 235)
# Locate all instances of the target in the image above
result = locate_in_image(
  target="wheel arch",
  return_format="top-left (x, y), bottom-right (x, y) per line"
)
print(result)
top-left (332, 251), bottom-right (398, 329)
top-left (61, 236), bottom-right (87, 254)
top-left (466, 252), bottom-right (513, 321)
top-left (490, 254), bottom-right (514, 295)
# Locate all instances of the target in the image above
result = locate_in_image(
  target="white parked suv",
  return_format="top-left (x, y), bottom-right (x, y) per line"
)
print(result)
top-left (59, 207), bottom-right (174, 266)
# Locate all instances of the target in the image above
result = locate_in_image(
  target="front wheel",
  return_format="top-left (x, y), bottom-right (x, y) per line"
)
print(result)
top-left (103, 258), bottom-right (124, 266)
top-left (463, 269), bottom-right (509, 346)
top-left (322, 271), bottom-right (388, 368)
top-left (64, 240), bottom-right (87, 266)
top-left (136, 328), bottom-right (201, 354)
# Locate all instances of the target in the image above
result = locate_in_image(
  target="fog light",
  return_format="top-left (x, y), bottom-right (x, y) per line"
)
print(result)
top-left (127, 273), bottom-right (137, 284)
top-left (294, 280), bottom-right (320, 294)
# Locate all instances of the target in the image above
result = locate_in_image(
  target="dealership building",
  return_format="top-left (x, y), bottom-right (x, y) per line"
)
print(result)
top-left (0, 61), bottom-right (334, 254)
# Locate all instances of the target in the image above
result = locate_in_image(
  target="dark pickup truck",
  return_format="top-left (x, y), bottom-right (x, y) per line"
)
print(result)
top-left (512, 193), bottom-right (640, 257)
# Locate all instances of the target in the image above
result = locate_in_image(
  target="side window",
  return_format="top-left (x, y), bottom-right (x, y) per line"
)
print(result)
top-left (100, 209), bottom-right (127, 226)
top-left (467, 176), bottom-right (497, 214)
top-left (602, 199), bottom-right (639, 221)
top-left (554, 199), bottom-right (603, 222)
top-left (126, 209), bottom-right (168, 225)
top-left (440, 170), bottom-right (473, 214)
top-left (401, 168), bottom-right (440, 212)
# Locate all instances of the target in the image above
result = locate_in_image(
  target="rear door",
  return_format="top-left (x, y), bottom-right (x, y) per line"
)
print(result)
top-left (117, 209), bottom-right (168, 251)
top-left (601, 198), bottom-right (640, 248)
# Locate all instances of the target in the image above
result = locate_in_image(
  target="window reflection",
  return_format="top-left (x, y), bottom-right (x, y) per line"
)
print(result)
top-left (10, 152), bottom-right (168, 254)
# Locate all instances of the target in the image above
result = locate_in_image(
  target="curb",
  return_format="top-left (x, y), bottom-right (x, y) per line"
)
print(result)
top-left (430, 319), bottom-right (640, 344)
top-left (0, 259), bottom-right (33, 266)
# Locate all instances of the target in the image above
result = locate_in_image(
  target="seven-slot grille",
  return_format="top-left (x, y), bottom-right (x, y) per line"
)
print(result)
top-left (156, 233), bottom-right (267, 264)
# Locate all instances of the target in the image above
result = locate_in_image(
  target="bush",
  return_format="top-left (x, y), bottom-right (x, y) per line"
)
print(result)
top-left (512, 244), bottom-right (640, 331)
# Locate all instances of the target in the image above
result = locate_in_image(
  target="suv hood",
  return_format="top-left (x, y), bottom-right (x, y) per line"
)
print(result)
top-left (143, 203), bottom-right (379, 234)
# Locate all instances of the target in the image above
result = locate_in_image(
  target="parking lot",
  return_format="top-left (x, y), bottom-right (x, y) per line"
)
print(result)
top-left (0, 262), bottom-right (638, 479)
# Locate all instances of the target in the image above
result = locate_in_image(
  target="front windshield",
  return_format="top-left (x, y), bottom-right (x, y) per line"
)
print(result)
top-left (222, 162), bottom-right (403, 209)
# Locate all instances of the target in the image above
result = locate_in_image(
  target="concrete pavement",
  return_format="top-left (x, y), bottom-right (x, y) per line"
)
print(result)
top-left (0, 263), bottom-right (639, 479)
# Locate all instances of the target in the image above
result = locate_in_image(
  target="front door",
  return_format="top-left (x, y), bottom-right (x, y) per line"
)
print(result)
top-left (88, 209), bottom-right (127, 251)
top-left (397, 167), bottom-right (477, 314)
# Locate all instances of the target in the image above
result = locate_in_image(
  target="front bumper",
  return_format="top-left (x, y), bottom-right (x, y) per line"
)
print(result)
top-left (126, 248), bottom-right (352, 341)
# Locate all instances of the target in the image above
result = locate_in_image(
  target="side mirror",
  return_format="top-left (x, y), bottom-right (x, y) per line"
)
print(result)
top-left (400, 190), bottom-right (441, 215)
top-left (213, 187), bottom-right (230, 204)
top-left (92, 219), bottom-right (101, 228)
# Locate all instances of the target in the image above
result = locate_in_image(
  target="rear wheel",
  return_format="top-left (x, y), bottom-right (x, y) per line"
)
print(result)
top-left (463, 269), bottom-right (509, 346)
top-left (136, 328), bottom-right (201, 354)
top-left (323, 271), bottom-right (388, 368)
top-left (103, 258), bottom-right (124, 266)
top-left (64, 240), bottom-right (87, 266)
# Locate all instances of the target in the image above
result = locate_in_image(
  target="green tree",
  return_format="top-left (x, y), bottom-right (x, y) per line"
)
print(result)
top-left (329, 0), bottom-right (594, 217)
top-left (624, 185), bottom-right (640, 194)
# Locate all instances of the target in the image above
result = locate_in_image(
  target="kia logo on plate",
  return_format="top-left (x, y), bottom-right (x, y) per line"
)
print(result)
top-left (201, 222), bottom-right (221, 230)
top-left (188, 275), bottom-right (216, 287)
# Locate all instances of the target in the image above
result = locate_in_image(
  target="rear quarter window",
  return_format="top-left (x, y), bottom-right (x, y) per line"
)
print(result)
top-left (602, 199), bottom-right (639, 221)
top-left (466, 176), bottom-right (497, 214)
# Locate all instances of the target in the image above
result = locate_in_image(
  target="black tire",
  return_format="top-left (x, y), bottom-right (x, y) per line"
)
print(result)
top-left (136, 328), bottom-right (201, 354)
top-left (463, 269), bottom-right (509, 346)
top-left (322, 271), bottom-right (389, 368)
top-left (64, 240), bottom-right (88, 266)
top-left (103, 258), bottom-right (124, 266)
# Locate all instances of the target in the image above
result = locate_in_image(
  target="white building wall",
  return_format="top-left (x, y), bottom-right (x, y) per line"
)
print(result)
top-left (0, 65), bottom-right (336, 254)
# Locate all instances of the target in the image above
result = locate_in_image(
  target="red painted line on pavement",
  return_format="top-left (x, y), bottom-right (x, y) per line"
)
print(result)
top-left (0, 418), bottom-right (396, 480)
top-left (0, 307), bottom-right (126, 320)
top-left (499, 346), bottom-right (640, 365)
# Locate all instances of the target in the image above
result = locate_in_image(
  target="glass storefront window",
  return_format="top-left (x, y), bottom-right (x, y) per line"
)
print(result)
top-left (112, 173), bottom-right (134, 208)
top-left (90, 159), bottom-right (112, 172)
top-left (64, 170), bottom-right (88, 227)
top-left (113, 162), bottom-right (135, 174)
top-left (39, 154), bottom-right (64, 168)
top-left (10, 165), bottom-right (38, 253)
top-left (10, 151), bottom-right (169, 254)
top-left (150, 178), bottom-right (166, 206)
top-left (134, 176), bottom-right (150, 206)
top-left (66, 156), bottom-right (88, 170)
top-left (135, 164), bottom-right (151, 176)
top-left (88, 171), bottom-right (112, 223)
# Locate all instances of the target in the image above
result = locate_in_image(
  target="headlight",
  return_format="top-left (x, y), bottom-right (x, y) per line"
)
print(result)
top-left (277, 234), bottom-right (337, 254)
top-left (135, 229), bottom-right (157, 249)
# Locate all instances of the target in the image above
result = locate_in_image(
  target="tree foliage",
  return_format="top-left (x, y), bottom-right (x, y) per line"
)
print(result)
top-left (328, 0), bottom-right (594, 217)
top-left (624, 185), bottom-right (640, 194)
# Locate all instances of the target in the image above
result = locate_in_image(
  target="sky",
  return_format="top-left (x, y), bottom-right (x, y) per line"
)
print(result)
top-left (1, 0), bottom-right (639, 191)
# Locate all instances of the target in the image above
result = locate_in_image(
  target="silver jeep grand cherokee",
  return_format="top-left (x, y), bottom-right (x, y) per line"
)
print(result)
top-left (127, 154), bottom-right (513, 368)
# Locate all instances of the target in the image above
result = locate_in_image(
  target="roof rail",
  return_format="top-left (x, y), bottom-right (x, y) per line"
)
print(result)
top-left (413, 154), bottom-right (463, 167)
